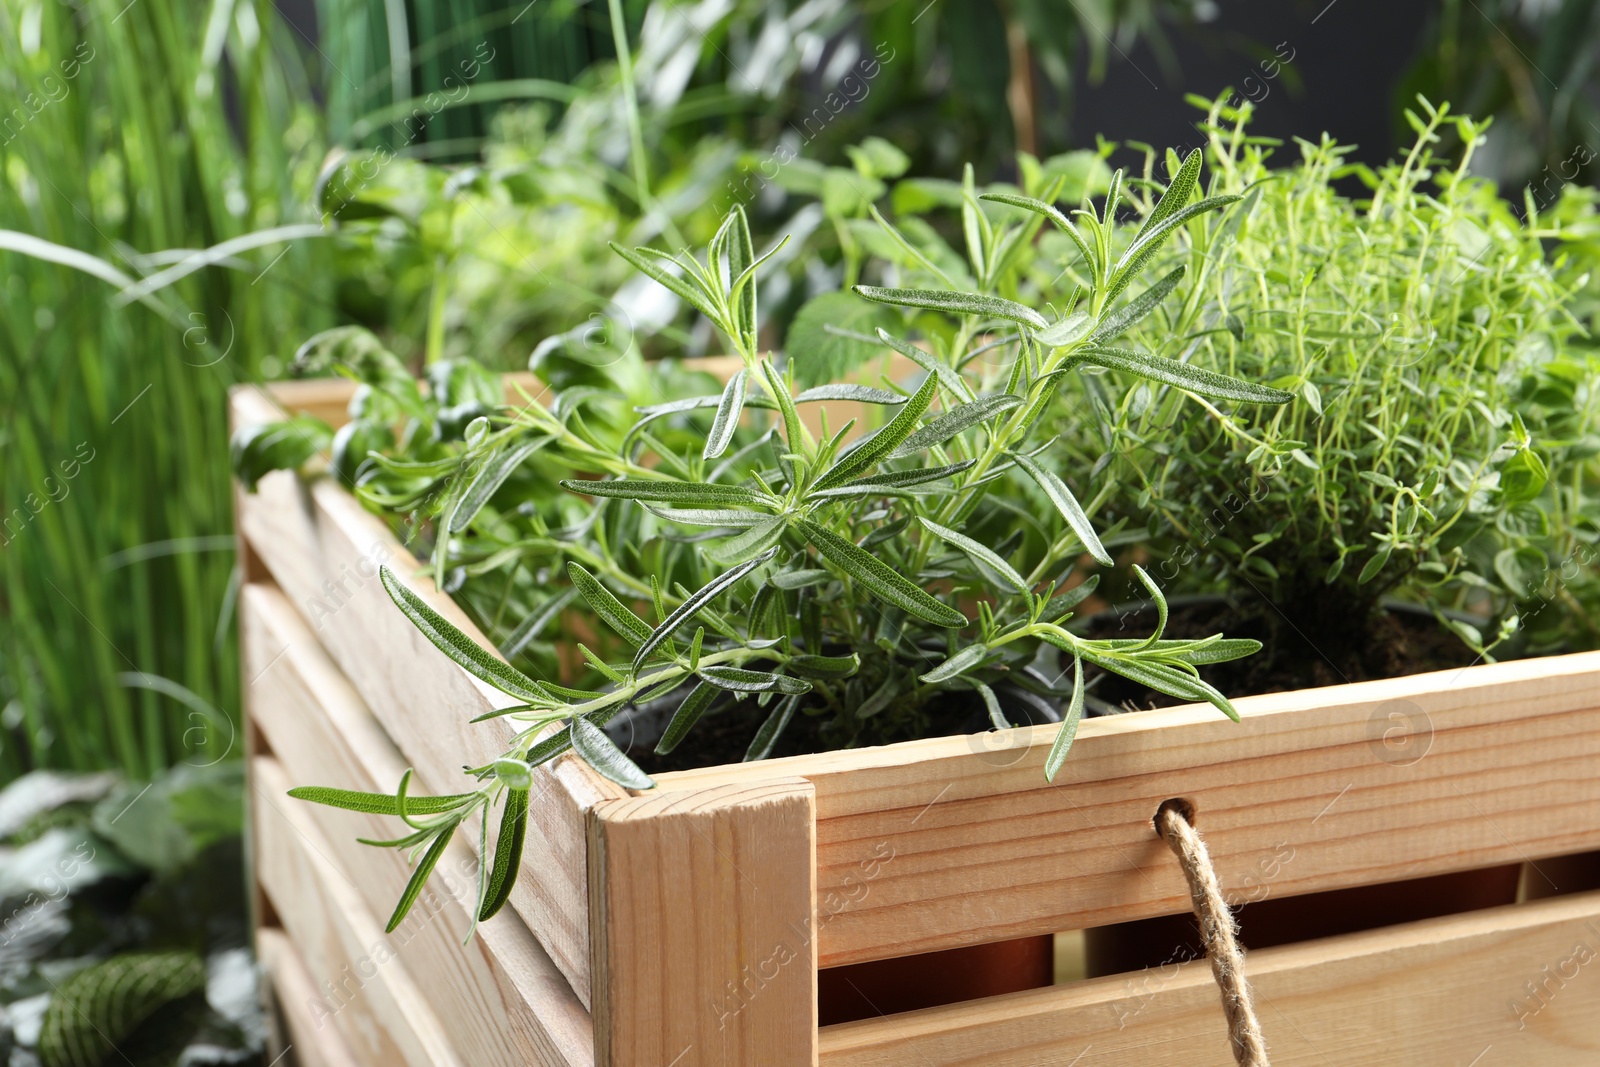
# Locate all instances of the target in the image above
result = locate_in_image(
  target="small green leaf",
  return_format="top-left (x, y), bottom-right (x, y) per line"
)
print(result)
top-left (379, 567), bottom-right (546, 703)
top-left (703, 516), bottom-right (787, 566)
top-left (451, 436), bottom-right (549, 533)
top-left (387, 825), bottom-right (454, 932)
top-left (853, 285), bottom-right (1048, 330)
top-left (1068, 347), bottom-right (1293, 405)
top-left (1357, 546), bottom-right (1393, 585)
top-left (633, 551), bottom-right (774, 673)
top-left (1043, 654), bottom-right (1084, 783)
top-left (920, 643), bottom-right (989, 683)
top-left (698, 666), bottom-right (812, 694)
top-left (794, 383), bottom-right (906, 404)
top-left (1083, 652), bottom-right (1240, 722)
top-left (813, 372), bottom-right (939, 490)
top-left (889, 395), bottom-right (1022, 458)
top-left (873, 328), bottom-right (974, 400)
top-left (745, 695), bottom-right (800, 761)
top-left (1133, 148), bottom-right (1202, 244)
top-left (656, 681), bottom-right (718, 755)
top-left (918, 517), bottom-right (1029, 594)
top-left (788, 653), bottom-right (862, 679)
top-left (1087, 265), bottom-right (1187, 346)
top-left (571, 716), bottom-right (655, 789)
top-left (704, 369), bottom-right (748, 460)
top-left (287, 785), bottom-right (476, 816)
top-left (478, 788), bottom-right (529, 921)
top-left (611, 243), bottom-right (722, 322)
top-left (798, 519), bottom-right (966, 627)
top-left (560, 479), bottom-right (774, 508)
top-left (568, 563), bottom-right (653, 647)
top-left (1010, 453), bottom-right (1112, 567)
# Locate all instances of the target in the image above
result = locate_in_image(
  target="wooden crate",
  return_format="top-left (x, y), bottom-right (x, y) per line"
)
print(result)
top-left (235, 380), bottom-right (1600, 1066)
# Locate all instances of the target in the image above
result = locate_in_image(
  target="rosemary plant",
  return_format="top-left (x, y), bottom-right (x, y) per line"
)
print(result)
top-left (263, 153), bottom-right (1291, 930)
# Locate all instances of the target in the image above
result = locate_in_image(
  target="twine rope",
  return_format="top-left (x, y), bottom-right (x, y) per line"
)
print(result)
top-left (1155, 801), bottom-right (1270, 1067)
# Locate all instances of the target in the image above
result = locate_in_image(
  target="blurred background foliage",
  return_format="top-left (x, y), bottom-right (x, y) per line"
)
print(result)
top-left (2, 0), bottom-right (1600, 782)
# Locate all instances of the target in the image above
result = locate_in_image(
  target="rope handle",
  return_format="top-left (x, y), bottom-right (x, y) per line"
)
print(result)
top-left (1154, 799), bottom-right (1271, 1067)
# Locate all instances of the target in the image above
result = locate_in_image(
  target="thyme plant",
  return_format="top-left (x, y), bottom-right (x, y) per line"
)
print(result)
top-left (264, 154), bottom-right (1292, 930)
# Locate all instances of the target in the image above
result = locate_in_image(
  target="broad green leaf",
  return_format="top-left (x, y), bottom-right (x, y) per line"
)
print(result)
top-left (798, 519), bottom-right (966, 627)
top-left (286, 785), bottom-right (476, 816)
top-left (788, 653), bottom-right (862, 679)
top-left (656, 682), bottom-right (717, 755)
top-left (567, 563), bottom-right (653, 647)
top-left (632, 551), bottom-right (774, 673)
top-left (561, 478), bottom-right (775, 508)
top-left (919, 642), bottom-right (989, 683)
top-left (1087, 265), bottom-right (1186, 346)
top-left (1068, 347), bottom-right (1294, 404)
top-left (918, 518), bottom-right (1029, 594)
top-left (813, 372), bottom-right (939, 490)
top-left (451, 436), bottom-right (549, 532)
top-left (853, 285), bottom-right (1048, 330)
top-left (1010, 453), bottom-right (1112, 567)
top-left (572, 716), bottom-right (655, 790)
top-left (698, 666), bottom-right (812, 694)
top-left (704, 369), bottom-right (748, 460)
top-left (1043, 654), bottom-right (1084, 782)
top-left (745, 695), bottom-right (801, 761)
top-left (387, 826), bottom-right (454, 932)
top-left (890, 395), bottom-right (1021, 458)
top-left (478, 788), bottom-right (528, 921)
top-left (379, 567), bottom-right (546, 703)
top-left (786, 290), bottom-right (896, 386)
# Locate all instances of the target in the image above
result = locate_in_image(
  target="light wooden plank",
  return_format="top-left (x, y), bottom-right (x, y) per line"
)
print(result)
top-left (258, 927), bottom-right (363, 1067)
top-left (657, 650), bottom-right (1600, 966)
top-left (242, 582), bottom-right (594, 1067)
top-left (234, 382), bottom-right (614, 1006)
top-left (588, 780), bottom-right (819, 1067)
top-left (820, 887), bottom-right (1600, 1065)
top-left (253, 756), bottom-right (466, 1067)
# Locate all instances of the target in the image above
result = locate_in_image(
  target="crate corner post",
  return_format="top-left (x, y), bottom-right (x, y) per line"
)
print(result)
top-left (587, 775), bottom-right (819, 1067)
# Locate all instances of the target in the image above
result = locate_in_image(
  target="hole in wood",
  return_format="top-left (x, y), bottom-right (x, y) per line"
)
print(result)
top-left (1153, 796), bottom-right (1197, 835)
top-left (1078, 860), bottom-right (1524, 978)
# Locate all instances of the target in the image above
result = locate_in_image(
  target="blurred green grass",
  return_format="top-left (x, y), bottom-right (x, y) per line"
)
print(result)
top-left (0, 0), bottom-right (331, 779)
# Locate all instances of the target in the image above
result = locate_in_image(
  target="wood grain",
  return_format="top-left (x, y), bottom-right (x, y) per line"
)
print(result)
top-left (657, 650), bottom-right (1600, 966)
top-left (243, 581), bottom-right (594, 1067)
top-left (253, 756), bottom-right (466, 1067)
top-left (819, 886), bottom-right (1600, 1065)
top-left (258, 927), bottom-right (364, 1067)
top-left (588, 780), bottom-right (819, 1067)
top-left (235, 381), bottom-right (615, 1005)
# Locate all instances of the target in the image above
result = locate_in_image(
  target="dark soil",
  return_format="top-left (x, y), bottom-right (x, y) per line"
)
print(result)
top-left (620, 601), bottom-right (1481, 774)
top-left (1081, 599), bottom-right (1480, 712)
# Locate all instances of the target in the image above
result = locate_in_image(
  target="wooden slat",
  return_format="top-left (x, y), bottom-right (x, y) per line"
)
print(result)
top-left (588, 780), bottom-right (819, 1067)
top-left (234, 381), bottom-right (616, 1006)
top-left (657, 650), bottom-right (1600, 967)
top-left (819, 886), bottom-right (1600, 1065)
top-left (253, 756), bottom-right (465, 1067)
top-left (258, 927), bottom-right (363, 1067)
top-left (242, 581), bottom-right (594, 1067)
